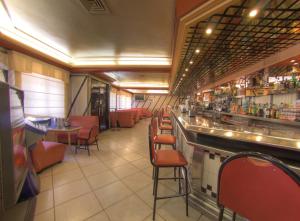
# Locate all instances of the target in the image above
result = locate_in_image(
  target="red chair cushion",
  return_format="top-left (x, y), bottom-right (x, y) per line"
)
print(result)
top-left (163, 113), bottom-right (170, 118)
top-left (159, 124), bottom-right (173, 130)
top-left (155, 150), bottom-right (187, 166)
top-left (154, 135), bottom-right (176, 145)
top-left (162, 119), bottom-right (171, 124)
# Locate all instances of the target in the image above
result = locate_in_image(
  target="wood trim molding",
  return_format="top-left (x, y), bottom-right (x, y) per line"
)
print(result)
top-left (170, 0), bottom-right (239, 88)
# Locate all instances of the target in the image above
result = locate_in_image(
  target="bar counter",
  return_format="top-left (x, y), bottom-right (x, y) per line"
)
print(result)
top-left (170, 110), bottom-right (300, 220)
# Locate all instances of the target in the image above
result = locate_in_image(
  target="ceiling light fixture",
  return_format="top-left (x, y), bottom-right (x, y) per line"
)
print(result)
top-left (185, 68), bottom-right (189, 72)
top-left (195, 49), bottom-right (200, 54)
top-left (294, 63), bottom-right (299, 65)
top-left (183, 74), bottom-right (186, 77)
top-left (290, 59), bottom-right (296, 63)
top-left (189, 61), bottom-right (193, 64)
top-left (249, 9), bottom-right (258, 17)
top-left (206, 28), bottom-right (212, 35)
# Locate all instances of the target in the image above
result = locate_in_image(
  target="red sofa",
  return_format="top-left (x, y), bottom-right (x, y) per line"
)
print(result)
top-left (31, 141), bottom-right (65, 172)
top-left (117, 110), bottom-right (135, 127)
top-left (109, 108), bottom-right (152, 128)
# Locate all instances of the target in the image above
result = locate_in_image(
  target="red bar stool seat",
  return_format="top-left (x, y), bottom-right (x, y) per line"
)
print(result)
top-left (163, 113), bottom-right (170, 119)
top-left (162, 119), bottom-right (171, 124)
top-left (153, 135), bottom-right (176, 145)
top-left (149, 124), bottom-right (189, 220)
top-left (156, 149), bottom-right (187, 166)
top-left (218, 152), bottom-right (300, 221)
top-left (151, 118), bottom-right (175, 149)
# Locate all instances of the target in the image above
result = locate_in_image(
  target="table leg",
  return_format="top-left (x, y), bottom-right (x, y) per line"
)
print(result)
top-left (68, 132), bottom-right (71, 147)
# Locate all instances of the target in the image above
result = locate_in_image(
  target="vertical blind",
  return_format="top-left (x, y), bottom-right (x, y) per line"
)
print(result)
top-left (21, 73), bottom-right (65, 118)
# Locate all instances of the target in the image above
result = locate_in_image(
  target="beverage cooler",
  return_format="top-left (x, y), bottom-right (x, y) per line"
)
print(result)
top-left (69, 74), bottom-right (110, 130)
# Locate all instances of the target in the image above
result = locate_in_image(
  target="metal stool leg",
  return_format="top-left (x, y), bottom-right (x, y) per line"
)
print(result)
top-left (96, 139), bottom-right (99, 151)
top-left (87, 144), bottom-right (90, 156)
top-left (178, 167), bottom-right (182, 194)
top-left (183, 166), bottom-right (189, 216)
top-left (153, 167), bottom-right (158, 195)
top-left (219, 206), bottom-right (224, 221)
top-left (153, 167), bottom-right (159, 220)
top-left (232, 212), bottom-right (236, 221)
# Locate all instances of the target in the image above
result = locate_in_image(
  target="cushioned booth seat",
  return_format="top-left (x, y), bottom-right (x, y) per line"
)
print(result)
top-left (117, 111), bottom-right (135, 127)
top-left (31, 141), bottom-right (65, 172)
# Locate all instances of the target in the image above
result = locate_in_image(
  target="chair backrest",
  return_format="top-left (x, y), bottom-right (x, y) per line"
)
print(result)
top-left (218, 152), bottom-right (300, 221)
top-left (69, 116), bottom-right (99, 129)
top-left (150, 117), bottom-right (158, 137)
top-left (148, 124), bottom-right (156, 165)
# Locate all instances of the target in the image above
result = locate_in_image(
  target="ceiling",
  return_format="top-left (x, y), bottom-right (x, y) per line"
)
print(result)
top-left (3, 0), bottom-right (175, 60)
top-left (0, 0), bottom-right (176, 93)
top-left (173, 0), bottom-right (300, 95)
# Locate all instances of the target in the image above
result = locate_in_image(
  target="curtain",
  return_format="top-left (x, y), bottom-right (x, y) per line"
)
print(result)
top-left (8, 51), bottom-right (70, 117)
top-left (21, 73), bottom-right (65, 118)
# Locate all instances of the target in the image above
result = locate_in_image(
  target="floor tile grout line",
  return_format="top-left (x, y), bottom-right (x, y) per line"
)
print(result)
top-left (51, 165), bottom-right (56, 221)
top-left (74, 150), bottom-right (112, 221)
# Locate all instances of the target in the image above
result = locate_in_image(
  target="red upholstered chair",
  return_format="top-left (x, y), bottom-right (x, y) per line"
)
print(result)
top-left (117, 110), bottom-right (135, 127)
top-left (57, 116), bottom-right (100, 155)
top-left (31, 141), bottom-right (66, 173)
top-left (148, 124), bottom-right (189, 220)
top-left (217, 152), bottom-right (300, 221)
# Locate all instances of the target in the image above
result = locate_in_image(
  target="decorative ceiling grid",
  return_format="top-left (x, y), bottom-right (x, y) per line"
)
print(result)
top-left (174, 0), bottom-right (300, 95)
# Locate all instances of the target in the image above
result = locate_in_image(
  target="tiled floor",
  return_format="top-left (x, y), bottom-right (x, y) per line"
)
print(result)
top-left (35, 119), bottom-right (214, 221)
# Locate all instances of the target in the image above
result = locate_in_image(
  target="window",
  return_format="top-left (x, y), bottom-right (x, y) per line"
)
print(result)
top-left (110, 91), bottom-right (117, 110)
top-left (21, 73), bottom-right (65, 118)
top-left (117, 94), bottom-right (132, 109)
top-left (125, 96), bottom-right (132, 109)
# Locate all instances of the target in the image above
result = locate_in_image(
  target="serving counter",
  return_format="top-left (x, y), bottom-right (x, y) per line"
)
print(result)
top-left (171, 110), bottom-right (300, 220)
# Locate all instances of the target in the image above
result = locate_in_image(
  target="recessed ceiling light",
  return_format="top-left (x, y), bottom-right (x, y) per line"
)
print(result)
top-left (185, 68), bottom-right (189, 72)
top-left (183, 74), bottom-right (186, 77)
top-left (206, 28), bottom-right (212, 35)
top-left (290, 59), bottom-right (296, 63)
top-left (294, 63), bottom-right (299, 65)
top-left (180, 78), bottom-right (183, 80)
top-left (249, 9), bottom-right (258, 17)
top-left (189, 61), bottom-right (193, 64)
top-left (195, 49), bottom-right (200, 54)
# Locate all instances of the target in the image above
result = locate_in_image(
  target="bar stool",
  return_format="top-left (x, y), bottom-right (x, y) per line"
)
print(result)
top-left (218, 152), bottom-right (300, 221)
top-left (148, 124), bottom-right (189, 220)
top-left (162, 107), bottom-right (171, 119)
top-left (158, 114), bottom-right (173, 134)
top-left (160, 110), bottom-right (172, 124)
top-left (151, 117), bottom-right (176, 150)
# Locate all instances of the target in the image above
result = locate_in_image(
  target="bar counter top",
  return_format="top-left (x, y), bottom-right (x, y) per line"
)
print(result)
top-left (172, 110), bottom-right (300, 155)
